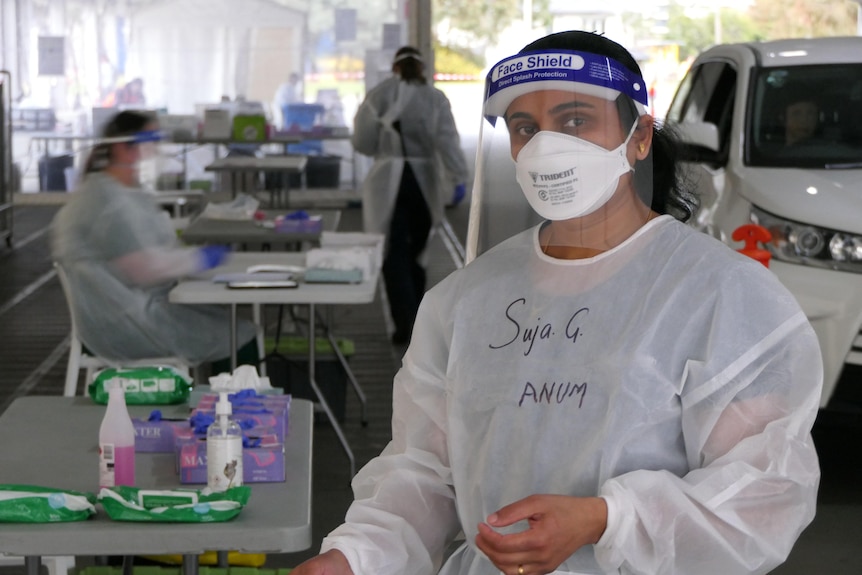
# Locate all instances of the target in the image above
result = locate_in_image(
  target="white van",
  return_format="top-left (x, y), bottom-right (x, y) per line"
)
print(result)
top-left (665, 37), bottom-right (862, 408)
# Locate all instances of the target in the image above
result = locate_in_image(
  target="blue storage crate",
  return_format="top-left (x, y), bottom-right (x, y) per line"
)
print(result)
top-left (282, 103), bottom-right (324, 131)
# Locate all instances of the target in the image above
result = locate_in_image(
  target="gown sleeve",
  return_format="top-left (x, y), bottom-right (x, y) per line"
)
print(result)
top-left (432, 92), bottom-right (469, 186)
top-left (95, 186), bottom-right (202, 286)
top-left (352, 90), bottom-right (383, 158)
top-left (594, 265), bottom-right (822, 575)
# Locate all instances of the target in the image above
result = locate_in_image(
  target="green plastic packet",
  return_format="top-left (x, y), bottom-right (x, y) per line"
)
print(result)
top-left (98, 485), bottom-right (251, 522)
top-left (0, 484), bottom-right (96, 522)
top-left (89, 366), bottom-right (192, 405)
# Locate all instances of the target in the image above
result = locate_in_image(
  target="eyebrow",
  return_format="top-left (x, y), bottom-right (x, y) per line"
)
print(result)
top-left (506, 100), bottom-right (596, 122)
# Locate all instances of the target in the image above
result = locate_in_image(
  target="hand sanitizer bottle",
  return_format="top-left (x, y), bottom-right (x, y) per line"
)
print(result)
top-left (207, 392), bottom-right (243, 492)
top-left (99, 380), bottom-right (136, 488)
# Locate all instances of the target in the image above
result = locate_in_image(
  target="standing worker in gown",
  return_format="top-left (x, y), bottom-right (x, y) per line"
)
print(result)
top-left (290, 31), bottom-right (822, 575)
top-left (352, 46), bottom-right (470, 344)
top-left (51, 110), bottom-right (258, 367)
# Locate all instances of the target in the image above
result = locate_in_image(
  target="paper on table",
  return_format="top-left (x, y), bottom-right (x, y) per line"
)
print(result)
top-left (212, 272), bottom-right (292, 283)
top-left (246, 264), bottom-right (305, 274)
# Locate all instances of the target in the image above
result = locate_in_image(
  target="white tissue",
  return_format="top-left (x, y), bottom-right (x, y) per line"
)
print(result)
top-left (320, 232), bottom-right (384, 271)
top-left (199, 193), bottom-right (260, 220)
top-left (209, 364), bottom-right (273, 391)
top-left (305, 247), bottom-right (377, 280)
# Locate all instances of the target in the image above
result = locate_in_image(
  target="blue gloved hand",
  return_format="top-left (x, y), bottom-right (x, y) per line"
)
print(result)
top-left (198, 244), bottom-right (231, 270)
top-left (451, 183), bottom-right (467, 206)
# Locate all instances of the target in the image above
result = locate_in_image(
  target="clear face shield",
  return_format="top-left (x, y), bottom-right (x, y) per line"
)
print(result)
top-left (131, 129), bottom-right (163, 191)
top-left (466, 49), bottom-right (654, 262)
top-left (103, 129), bottom-right (163, 190)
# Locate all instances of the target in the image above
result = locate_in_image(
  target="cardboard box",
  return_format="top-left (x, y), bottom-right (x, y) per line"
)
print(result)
top-left (133, 418), bottom-right (189, 453)
top-left (194, 394), bottom-right (291, 441)
top-left (177, 438), bottom-right (285, 484)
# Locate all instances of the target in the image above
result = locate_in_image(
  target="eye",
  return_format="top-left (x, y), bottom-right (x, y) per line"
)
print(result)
top-left (516, 124), bottom-right (538, 137)
top-left (508, 120), bottom-right (538, 142)
top-left (559, 115), bottom-right (587, 134)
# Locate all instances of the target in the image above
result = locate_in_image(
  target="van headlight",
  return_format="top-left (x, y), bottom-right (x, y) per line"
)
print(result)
top-left (751, 206), bottom-right (862, 271)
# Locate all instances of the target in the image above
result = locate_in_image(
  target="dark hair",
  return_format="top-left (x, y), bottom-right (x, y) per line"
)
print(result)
top-left (84, 110), bottom-right (152, 174)
top-left (393, 46), bottom-right (426, 85)
top-left (519, 31), bottom-right (698, 222)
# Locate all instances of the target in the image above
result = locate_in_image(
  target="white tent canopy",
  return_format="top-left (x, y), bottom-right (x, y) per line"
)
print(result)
top-left (127, 0), bottom-right (305, 114)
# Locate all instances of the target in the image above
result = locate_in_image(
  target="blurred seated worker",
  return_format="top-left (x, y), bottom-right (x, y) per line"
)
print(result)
top-left (784, 97), bottom-right (819, 146)
top-left (51, 110), bottom-right (258, 369)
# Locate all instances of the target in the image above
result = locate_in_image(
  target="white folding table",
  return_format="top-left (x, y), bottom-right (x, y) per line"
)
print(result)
top-left (0, 396), bottom-right (313, 575)
top-left (169, 252), bottom-right (379, 476)
top-left (180, 209), bottom-right (341, 250)
top-left (204, 155), bottom-right (308, 208)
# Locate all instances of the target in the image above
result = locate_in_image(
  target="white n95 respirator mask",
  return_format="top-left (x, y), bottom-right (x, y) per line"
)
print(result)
top-left (514, 126), bottom-right (635, 221)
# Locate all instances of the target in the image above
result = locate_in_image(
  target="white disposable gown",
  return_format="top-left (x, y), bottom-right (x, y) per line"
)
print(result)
top-left (352, 76), bottom-right (470, 237)
top-left (51, 172), bottom-right (256, 364)
top-left (321, 216), bottom-right (822, 575)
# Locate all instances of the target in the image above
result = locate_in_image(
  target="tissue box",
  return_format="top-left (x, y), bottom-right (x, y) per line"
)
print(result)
top-left (195, 394), bottom-right (291, 420)
top-left (195, 394), bottom-right (291, 417)
top-left (189, 406), bottom-right (288, 443)
top-left (177, 438), bottom-right (285, 484)
top-left (174, 426), bottom-right (281, 470)
top-left (133, 418), bottom-right (189, 453)
top-left (275, 217), bottom-right (323, 234)
top-left (189, 385), bottom-right (284, 407)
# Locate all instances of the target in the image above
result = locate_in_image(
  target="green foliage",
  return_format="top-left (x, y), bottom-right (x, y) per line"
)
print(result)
top-left (434, 44), bottom-right (484, 77)
top-left (751, 0), bottom-right (858, 39)
top-left (433, 0), bottom-right (521, 45)
top-left (664, 2), bottom-right (762, 60)
top-left (662, 0), bottom-right (856, 60)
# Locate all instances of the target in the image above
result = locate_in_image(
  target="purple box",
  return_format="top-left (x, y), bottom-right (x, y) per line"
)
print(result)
top-left (177, 438), bottom-right (285, 484)
top-left (133, 418), bottom-right (188, 452)
top-left (191, 398), bottom-right (289, 442)
top-left (196, 393), bottom-right (291, 414)
top-left (174, 426), bottom-right (282, 470)
top-left (275, 217), bottom-right (322, 234)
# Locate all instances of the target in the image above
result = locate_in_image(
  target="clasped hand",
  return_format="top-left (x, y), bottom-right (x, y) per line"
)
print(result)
top-left (475, 494), bottom-right (608, 575)
top-left (290, 549), bottom-right (354, 575)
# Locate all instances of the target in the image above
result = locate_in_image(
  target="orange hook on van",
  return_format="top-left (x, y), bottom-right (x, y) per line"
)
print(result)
top-left (732, 224), bottom-right (772, 268)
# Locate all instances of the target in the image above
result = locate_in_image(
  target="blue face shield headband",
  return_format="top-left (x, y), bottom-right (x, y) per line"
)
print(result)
top-left (100, 129), bottom-right (164, 144)
top-left (483, 49), bottom-right (649, 125)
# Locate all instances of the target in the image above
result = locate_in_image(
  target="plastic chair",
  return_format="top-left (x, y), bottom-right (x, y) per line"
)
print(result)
top-left (54, 262), bottom-right (192, 397)
top-left (0, 553), bottom-right (75, 575)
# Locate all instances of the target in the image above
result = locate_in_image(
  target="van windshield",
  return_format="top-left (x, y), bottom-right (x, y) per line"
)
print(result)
top-left (747, 64), bottom-right (862, 169)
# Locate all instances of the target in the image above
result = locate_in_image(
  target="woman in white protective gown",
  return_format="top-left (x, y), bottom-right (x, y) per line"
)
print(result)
top-left (291, 30), bottom-right (823, 575)
top-left (52, 110), bottom-right (257, 365)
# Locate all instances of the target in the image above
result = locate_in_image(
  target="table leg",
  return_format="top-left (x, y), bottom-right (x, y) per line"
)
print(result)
top-left (230, 303), bottom-right (238, 370)
top-left (314, 307), bottom-right (368, 426)
top-left (182, 554), bottom-right (199, 575)
top-left (281, 170), bottom-right (291, 209)
top-left (216, 551), bottom-right (229, 567)
top-left (308, 303), bottom-right (356, 477)
top-left (24, 556), bottom-right (40, 575)
top-left (122, 555), bottom-right (134, 575)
